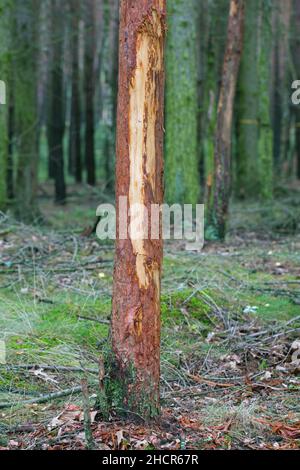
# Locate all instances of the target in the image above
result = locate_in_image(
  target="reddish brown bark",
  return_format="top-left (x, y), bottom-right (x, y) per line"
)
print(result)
top-left (212, 0), bottom-right (245, 239)
top-left (111, 0), bottom-right (166, 418)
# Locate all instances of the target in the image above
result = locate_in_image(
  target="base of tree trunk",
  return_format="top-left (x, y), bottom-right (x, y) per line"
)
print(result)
top-left (102, 348), bottom-right (160, 420)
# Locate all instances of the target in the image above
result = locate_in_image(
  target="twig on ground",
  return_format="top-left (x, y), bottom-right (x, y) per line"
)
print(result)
top-left (0, 364), bottom-right (98, 374)
top-left (0, 386), bottom-right (83, 409)
top-left (77, 315), bottom-right (110, 325)
top-left (81, 378), bottom-right (96, 450)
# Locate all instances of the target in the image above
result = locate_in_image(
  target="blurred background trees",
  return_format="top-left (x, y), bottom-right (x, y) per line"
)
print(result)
top-left (0, 0), bottom-right (299, 238)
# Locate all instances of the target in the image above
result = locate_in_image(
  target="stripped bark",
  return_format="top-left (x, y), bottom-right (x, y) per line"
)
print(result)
top-left (212, 0), bottom-right (245, 239)
top-left (110, 0), bottom-right (166, 418)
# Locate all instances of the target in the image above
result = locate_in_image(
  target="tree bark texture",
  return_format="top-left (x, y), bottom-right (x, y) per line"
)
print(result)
top-left (68, 0), bottom-right (82, 182)
top-left (212, 0), bottom-right (245, 239)
top-left (47, 0), bottom-right (66, 204)
top-left (165, 0), bottom-right (199, 205)
top-left (111, 0), bottom-right (166, 418)
top-left (84, 0), bottom-right (96, 186)
top-left (14, 0), bottom-right (40, 221)
top-left (236, 0), bottom-right (259, 199)
top-left (292, 0), bottom-right (300, 179)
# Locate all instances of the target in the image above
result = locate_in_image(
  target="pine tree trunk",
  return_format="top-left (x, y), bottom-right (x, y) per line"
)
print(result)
top-left (14, 0), bottom-right (40, 221)
top-left (0, 5), bottom-right (8, 211)
top-left (272, 19), bottom-right (282, 170)
top-left (68, 0), bottom-right (82, 183)
top-left (47, 0), bottom-right (66, 204)
top-left (110, 0), bottom-right (166, 419)
top-left (203, 0), bottom-right (230, 227)
top-left (104, 0), bottom-right (119, 192)
top-left (236, 0), bottom-right (259, 199)
top-left (212, 0), bottom-right (245, 239)
top-left (257, 0), bottom-right (273, 199)
top-left (292, 0), bottom-right (300, 179)
top-left (7, 84), bottom-right (14, 200)
top-left (84, 0), bottom-right (96, 186)
top-left (165, 0), bottom-right (199, 205)
top-left (0, 93), bottom-right (7, 211)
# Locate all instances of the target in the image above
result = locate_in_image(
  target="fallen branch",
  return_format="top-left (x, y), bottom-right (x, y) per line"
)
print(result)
top-left (77, 315), bottom-right (110, 325)
top-left (0, 386), bottom-right (83, 410)
top-left (0, 364), bottom-right (98, 374)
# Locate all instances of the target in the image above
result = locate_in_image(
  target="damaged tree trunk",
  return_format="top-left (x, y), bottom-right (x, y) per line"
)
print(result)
top-left (110, 0), bottom-right (166, 419)
top-left (212, 0), bottom-right (245, 239)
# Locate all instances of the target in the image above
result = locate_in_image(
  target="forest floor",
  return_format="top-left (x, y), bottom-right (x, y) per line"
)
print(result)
top-left (0, 184), bottom-right (299, 450)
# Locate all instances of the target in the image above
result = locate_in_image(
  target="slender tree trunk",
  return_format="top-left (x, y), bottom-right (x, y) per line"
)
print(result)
top-left (14, 0), bottom-right (40, 222)
top-left (236, 0), bottom-right (259, 199)
top-left (211, 0), bottom-right (245, 240)
top-left (84, 0), bottom-right (96, 186)
top-left (165, 0), bottom-right (199, 205)
top-left (68, 0), bottom-right (82, 182)
top-left (0, 89), bottom-right (7, 212)
top-left (7, 83), bottom-right (14, 200)
top-left (47, 0), bottom-right (66, 204)
top-left (277, 0), bottom-right (292, 176)
top-left (103, 0), bottom-right (119, 191)
top-left (257, 0), bottom-right (273, 199)
top-left (202, 0), bottom-right (229, 219)
top-left (292, 0), bottom-right (300, 179)
top-left (0, 3), bottom-right (8, 211)
top-left (272, 20), bottom-right (282, 170)
top-left (110, 0), bottom-right (166, 419)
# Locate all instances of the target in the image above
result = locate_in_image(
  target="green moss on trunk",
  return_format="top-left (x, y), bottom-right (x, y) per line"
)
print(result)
top-left (257, 0), bottom-right (273, 200)
top-left (236, 0), bottom-right (259, 199)
top-left (236, 0), bottom-right (273, 200)
top-left (13, 0), bottom-right (40, 222)
top-left (165, 0), bottom-right (199, 205)
top-left (103, 347), bottom-right (160, 420)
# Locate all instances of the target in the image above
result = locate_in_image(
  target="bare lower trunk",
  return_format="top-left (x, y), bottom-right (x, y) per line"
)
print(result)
top-left (212, 0), bottom-right (245, 239)
top-left (110, 0), bottom-right (166, 419)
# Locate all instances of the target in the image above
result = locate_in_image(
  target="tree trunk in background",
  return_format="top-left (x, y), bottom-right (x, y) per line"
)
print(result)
top-left (68, 0), bottom-right (82, 182)
top-left (236, 0), bottom-right (259, 199)
top-left (84, 0), bottom-right (96, 186)
top-left (7, 83), bottom-right (14, 200)
top-left (211, 0), bottom-right (245, 240)
top-left (0, 87), bottom-right (7, 212)
top-left (110, 0), bottom-right (166, 419)
top-left (257, 0), bottom-right (273, 199)
top-left (165, 0), bottom-right (199, 205)
top-left (14, 0), bottom-right (40, 221)
top-left (202, 0), bottom-right (229, 225)
top-left (279, 0), bottom-right (292, 175)
top-left (0, 3), bottom-right (8, 211)
top-left (103, 0), bottom-right (119, 191)
top-left (47, 0), bottom-right (66, 204)
top-left (272, 12), bottom-right (282, 171)
top-left (292, 0), bottom-right (300, 179)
